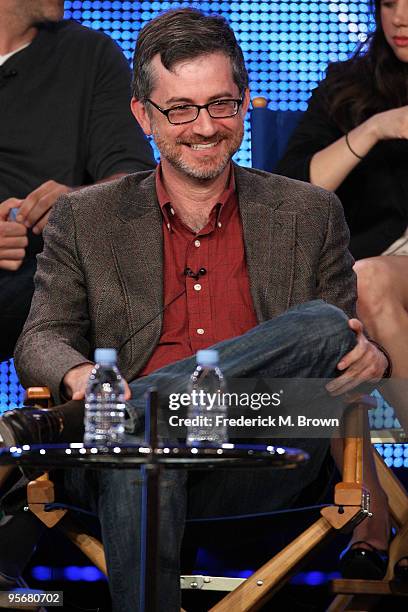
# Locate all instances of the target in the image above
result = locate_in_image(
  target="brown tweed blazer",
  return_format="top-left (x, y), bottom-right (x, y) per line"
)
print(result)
top-left (14, 165), bottom-right (356, 402)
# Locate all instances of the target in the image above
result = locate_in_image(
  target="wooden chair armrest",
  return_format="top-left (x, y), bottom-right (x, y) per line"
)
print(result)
top-left (24, 387), bottom-right (53, 408)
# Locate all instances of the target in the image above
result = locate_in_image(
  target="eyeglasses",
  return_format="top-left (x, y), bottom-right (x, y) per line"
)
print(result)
top-left (146, 97), bottom-right (244, 125)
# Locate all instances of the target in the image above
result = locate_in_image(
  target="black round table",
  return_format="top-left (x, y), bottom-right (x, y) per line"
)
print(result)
top-left (0, 441), bottom-right (308, 611)
top-left (0, 391), bottom-right (309, 612)
top-left (0, 440), bottom-right (308, 469)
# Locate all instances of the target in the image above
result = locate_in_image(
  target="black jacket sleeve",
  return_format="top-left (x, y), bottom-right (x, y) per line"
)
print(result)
top-left (85, 35), bottom-right (155, 179)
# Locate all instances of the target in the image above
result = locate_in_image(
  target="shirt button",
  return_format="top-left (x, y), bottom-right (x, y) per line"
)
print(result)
top-left (218, 221), bottom-right (222, 228)
top-left (194, 240), bottom-right (201, 247)
top-left (194, 283), bottom-right (201, 291)
top-left (170, 207), bottom-right (175, 215)
top-left (167, 222), bottom-right (171, 230)
top-left (197, 328), bottom-right (205, 335)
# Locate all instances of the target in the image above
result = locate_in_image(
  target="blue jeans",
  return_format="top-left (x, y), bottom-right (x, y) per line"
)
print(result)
top-left (64, 300), bottom-right (355, 612)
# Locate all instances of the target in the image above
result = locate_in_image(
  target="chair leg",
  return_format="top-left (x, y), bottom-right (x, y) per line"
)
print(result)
top-left (326, 594), bottom-right (354, 612)
top-left (386, 520), bottom-right (408, 581)
top-left (327, 594), bottom-right (381, 611)
top-left (209, 516), bottom-right (336, 612)
top-left (374, 449), bottom-right (408, 580)
top-left (27, 474), bottom-right (108, 575)
top-left (327, 450), bottom-right (408, 611)
top-left (57, 514), bottom-right (107, 576)
top-left (0, 465), bottom-right (13, 489)
top-left (210, 402), bottom-right (371, 612)
top-left (374, 450), bottom-right (408, 527)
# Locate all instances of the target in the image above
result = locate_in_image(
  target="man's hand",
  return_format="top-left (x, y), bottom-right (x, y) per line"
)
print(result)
top-left (325, 318), bottom-right (388, 396)
top-left (15, 180), bottom-right (72, 234)
top-left (63, 363), bottom-right (132, 400)
top-left (0, 198), bottom-right (28, 271)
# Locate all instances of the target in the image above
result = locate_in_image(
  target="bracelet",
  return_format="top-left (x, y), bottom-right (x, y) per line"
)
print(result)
top-left (345, 132), bottom-right (364, 160)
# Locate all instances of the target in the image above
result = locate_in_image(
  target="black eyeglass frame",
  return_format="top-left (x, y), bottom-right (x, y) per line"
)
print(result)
top-left (146, 97), bottom-right (244, 125)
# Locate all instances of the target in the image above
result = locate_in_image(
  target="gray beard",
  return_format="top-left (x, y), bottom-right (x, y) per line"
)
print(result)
top-left (169, 151), bottom-right (231, 181)
top-left (152, 125), bottom-right (243, 181)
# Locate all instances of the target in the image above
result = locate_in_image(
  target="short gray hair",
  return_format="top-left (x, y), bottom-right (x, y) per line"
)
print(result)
top-left (132, 8), bottom-right (248, 101)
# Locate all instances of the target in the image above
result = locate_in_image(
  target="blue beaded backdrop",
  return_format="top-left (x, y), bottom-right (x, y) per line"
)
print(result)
top-left (2, 0), bottom-right (405, 469)
top-left (62, 0), bottom-right (374, 167)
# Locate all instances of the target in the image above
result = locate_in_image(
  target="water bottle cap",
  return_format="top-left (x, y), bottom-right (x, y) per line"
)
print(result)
top-left (94, 348), bottom-right (117, 365)
top-left (196, 349), bottom-right (219, 366)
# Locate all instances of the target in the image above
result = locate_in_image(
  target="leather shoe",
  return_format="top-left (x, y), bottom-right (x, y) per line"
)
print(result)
top-left (0, 406), bottom-right (64, 447)
top-left (339, 541), bottom-right (388, 580)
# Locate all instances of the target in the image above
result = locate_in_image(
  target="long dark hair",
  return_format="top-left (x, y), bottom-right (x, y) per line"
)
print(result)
top-left (326, 0), bottom-right (408, 131)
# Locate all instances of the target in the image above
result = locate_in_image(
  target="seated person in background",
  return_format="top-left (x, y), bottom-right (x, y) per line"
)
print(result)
top-left (2, 8), bottom-right (390, 611)
top-left (277, 0), bottom-right (408, 436)
top-left (0, 0), bottom-right (155, 362)
top-left (0, 0), bottom-right (154, 593)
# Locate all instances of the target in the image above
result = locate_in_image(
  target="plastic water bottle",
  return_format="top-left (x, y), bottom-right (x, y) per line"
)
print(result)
top-left (84, 348), bottom-right (126, 445)
top-left (186, 349), bottom-right (228, 446)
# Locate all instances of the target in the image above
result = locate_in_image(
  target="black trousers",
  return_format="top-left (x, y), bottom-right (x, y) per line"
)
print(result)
top-left (0, 257), bottom-right (37, 361)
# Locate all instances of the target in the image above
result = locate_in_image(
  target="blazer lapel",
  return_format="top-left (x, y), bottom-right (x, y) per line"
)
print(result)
top-left (110, 174), bottom-right (163, 367)
top-left (236, 167), bottom-right (296, 321)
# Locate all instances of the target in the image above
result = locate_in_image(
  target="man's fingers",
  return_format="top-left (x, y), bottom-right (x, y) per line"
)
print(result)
top-left (327, 372), bottom-right (369, 396)
top-left (0, 222), bottom-right (27, 268)
top-left (33, 211), bottom-right (51, 235)
top-left (337, 338), bottom-right (366, 371)
top-left (72, 390), bottom-right (86, 401)
top-left (18, 191), bottom-right (56, 227)
top-left (16, 181), bottom-right (70, 227)
top-left (15, 181), bottom-right (55, 222)
top-left (72, 382), bottom-right (131, 401)
top-left (0, 200), bottom-right (22, 216)
top-left (337, 319), bottom-right (365, 371)
top-left (0, 259), bottom-right (24, 271)
top-left (124, 381), bottom-right (132, 400)
top-left (0, 248), bottom-right (26, 260)
top-left (0, 222), bottom-right (27, 238)
top-left (327, 356), bottom-right (382, 395)
top-left (0, 235), bottom-right (28, 248)
top-left (0, 199), bottom-right (23, 221)
top-left (348, 318), bottom-right (364, 334)
top-left (328, 373), bottom-right (381, 396)
top-left (326, 367), bottom-right (365, 395)
top-left (15, 195), bottom-right (40, 224)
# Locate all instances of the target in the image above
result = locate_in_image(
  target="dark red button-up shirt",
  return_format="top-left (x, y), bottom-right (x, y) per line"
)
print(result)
top-left (139, 164), bottom-right (258, 376)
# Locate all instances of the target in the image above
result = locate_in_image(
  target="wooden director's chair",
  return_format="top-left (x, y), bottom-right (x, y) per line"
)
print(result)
top-left (1, 388), bottom-right (408, 612)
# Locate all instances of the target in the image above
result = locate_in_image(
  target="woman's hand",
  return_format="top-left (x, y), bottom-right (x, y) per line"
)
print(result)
top-left (369, 105), bottom-right (408, 141)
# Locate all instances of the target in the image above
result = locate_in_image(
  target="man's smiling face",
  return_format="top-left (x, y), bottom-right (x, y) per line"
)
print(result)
top-left (132, 52), bottom-right (250, 181)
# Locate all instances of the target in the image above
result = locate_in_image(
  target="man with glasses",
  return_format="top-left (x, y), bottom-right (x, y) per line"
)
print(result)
top-left (7, 8), bottom-right (389, 611)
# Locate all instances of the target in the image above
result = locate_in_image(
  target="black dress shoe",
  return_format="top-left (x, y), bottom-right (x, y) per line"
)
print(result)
top-left (339, 541), bottom-right (388, 580)
top-left (0, 406), bottom-right (64, 447)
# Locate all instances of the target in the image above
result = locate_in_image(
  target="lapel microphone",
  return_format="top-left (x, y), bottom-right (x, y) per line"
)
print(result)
top-left (184, 267), bottom-right (207, 280)
top-left (118, 267), bottom-right (208, 355)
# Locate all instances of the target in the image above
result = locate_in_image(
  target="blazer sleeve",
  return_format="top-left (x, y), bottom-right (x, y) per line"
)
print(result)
top-left (14, 195), bottom-right (93, 403)
top-left (276, 80), bottom-right (343, 182)
top-left (317, 190), bottom-right (357, 319)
